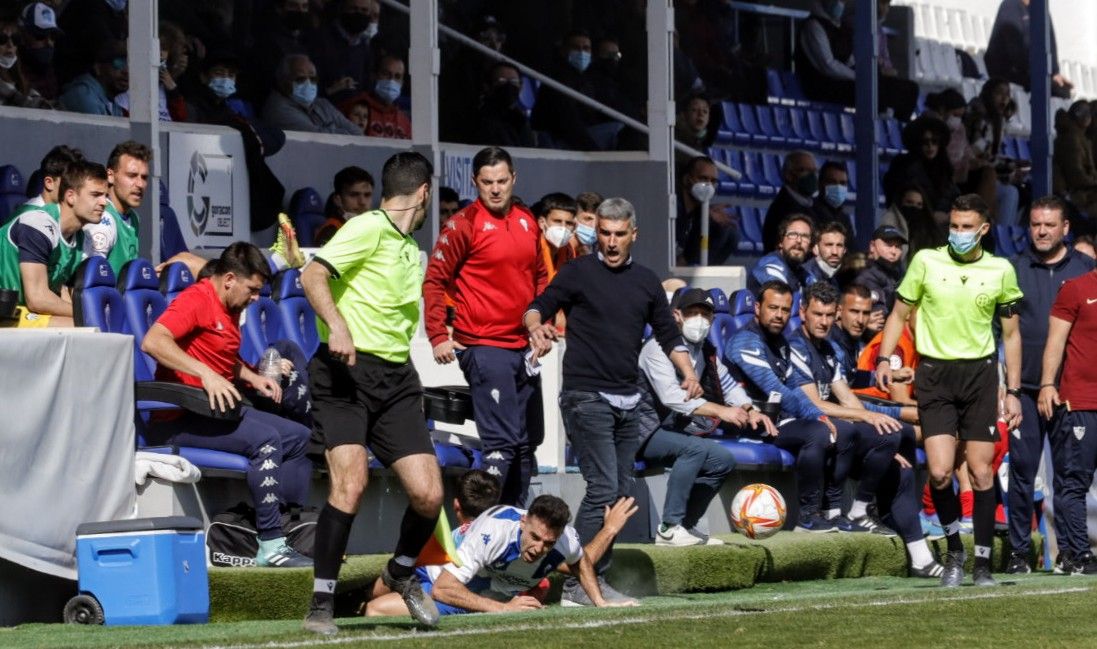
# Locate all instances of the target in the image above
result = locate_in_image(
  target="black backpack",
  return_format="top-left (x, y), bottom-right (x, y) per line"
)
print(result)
top-left (206, 502), bottom-right (317, 567)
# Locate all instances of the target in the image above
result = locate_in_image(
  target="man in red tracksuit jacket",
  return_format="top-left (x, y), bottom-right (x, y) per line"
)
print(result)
top-left (423, 146), bottom-right (548, 506)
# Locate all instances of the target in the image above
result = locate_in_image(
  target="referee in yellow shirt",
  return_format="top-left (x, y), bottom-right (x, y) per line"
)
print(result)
top-left (877, 195), bottom-right (1023, 588)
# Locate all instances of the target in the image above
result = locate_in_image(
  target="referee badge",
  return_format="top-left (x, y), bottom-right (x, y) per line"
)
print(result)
top-left (1075, 426), bottom-right (1086, 441)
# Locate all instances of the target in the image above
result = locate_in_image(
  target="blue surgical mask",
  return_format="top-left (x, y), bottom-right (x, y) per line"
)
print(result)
top-left (827, 0), bottom-right (845, 22)
top-left (576, 222), bottom-right (597, 246)
top-left (823, 184), bottom-right (848, 208)
top-left (292, 80), bottom-right (317, 106)
top-left (104, 0), bottom-right (127, 12)
top-left (374, 78), bottom-right (402, 104)
top-left (948, 229), bottom-right (981, 255)
top-left (568, 50), bottom-right (591, 73)
top-left (208, 76), bottom-right (236, 99)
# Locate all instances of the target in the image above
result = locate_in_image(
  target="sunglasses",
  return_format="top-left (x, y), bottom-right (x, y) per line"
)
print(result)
top-left (0, 33), bottom-right (16, 46)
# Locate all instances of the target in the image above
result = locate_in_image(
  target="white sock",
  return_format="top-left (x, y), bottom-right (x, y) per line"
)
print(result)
top-left (825, 508), bottom-right (841, 520)
top-left (848, 500), bottom-right (870, 520)
top-left (907, 539), bottom-right (935, 568)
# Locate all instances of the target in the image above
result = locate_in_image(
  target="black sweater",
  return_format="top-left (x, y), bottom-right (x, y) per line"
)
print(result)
top-left (528, 254), bottom-right (684, 394)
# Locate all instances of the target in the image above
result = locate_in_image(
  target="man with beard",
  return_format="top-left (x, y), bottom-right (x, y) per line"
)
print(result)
top-left (747, 214), bottom-right (813, 295)
top-left (142, 242), bottom-right (313, 569)
top-left (803, 221), bottom-right (847, 290)
top-left (856, 226), bottom-right (908, 320)
top-left (301, 152), bottom-right (444, 633)
top-left (1007, 196), bottom-right (1093, 573)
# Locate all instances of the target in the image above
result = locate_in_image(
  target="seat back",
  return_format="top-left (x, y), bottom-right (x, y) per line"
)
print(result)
top-left (288, 187), bottom-right (325, 247)
top-left (786, 291), bottom-right (802, 335)
top-left (273, 268), bottom-right (319, 358)
top-left (72, 256), bottom-right (124, 333)
top-left (729, 289), bottom-right (756, 331)
top-left (0, 164), bottom-right (25, 226)
top-left (159, 261), bottom-right (195, 303)
top-left (739, 206), bottom-right (763, 252)
top-left (118, 259), bottom-right (168, 381)
top-left (239, 283), bottom-right (284, 365)
top-left (708, 287), bottom-right (729, 314)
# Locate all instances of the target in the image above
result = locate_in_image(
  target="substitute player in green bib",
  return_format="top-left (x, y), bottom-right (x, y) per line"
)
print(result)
top-left (877, 194), bottom-right (1023, 588)
top-left (83, 140), bottom-right (150, 276)
top-left (300, 152), bottom-right (443, 635)
top-left (0, 160), bottom-right (109, 327)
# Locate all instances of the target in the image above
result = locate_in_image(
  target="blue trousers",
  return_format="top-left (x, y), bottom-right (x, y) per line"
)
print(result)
top-left (560, 390), bottom-right (639, 574)
top-left (769, 418), bottom-right (844, 516)
top-left (1008, 391), bottom-right (1056, 554)
top-left (459, 346), bottom-right (541, 506)
top-left (640, 428), bottom-right (736, 528)
top-left (245, 339), bottom-right (313, 424)
top-left (148, 407), bottom-right (312, 539)
top-left (824, 420), bottom-right (904, 510)
top-left (1051, 410), bottom-right (1097, 558)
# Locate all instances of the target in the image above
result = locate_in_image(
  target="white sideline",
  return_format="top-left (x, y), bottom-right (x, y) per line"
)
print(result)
top-left (201, 586), bottom-right (1092, 649)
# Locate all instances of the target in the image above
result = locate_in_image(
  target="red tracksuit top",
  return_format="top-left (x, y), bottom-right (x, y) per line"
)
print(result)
top-left (423, 199), bottom-right (547, 349)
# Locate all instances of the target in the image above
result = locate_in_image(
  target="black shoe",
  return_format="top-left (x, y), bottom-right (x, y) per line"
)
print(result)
top-left (1054, 553), bottom-right (1077, 575)
top-left (381, 565), bottom-right (440, 627)
top-left (847, 513), bottom-right (898, 537)
top-left (1073, 552), bottom-right (1097, 576)
top-left (910, 561), bottom-right (945, 578)
top-left (795, 513), bottom-right (838, 533)
top-left (940, 550), bottom-right (966, 588)
top-left (303, 595), bottom-right (337, 636)
top-left (1005, 552), bottom-right (1032, 575)
top-left (972, 564), bottom-right (997, 587)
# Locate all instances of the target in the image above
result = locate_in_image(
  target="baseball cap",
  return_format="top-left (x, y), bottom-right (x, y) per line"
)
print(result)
top-left (872, 225), bottom-right (908, 243)
top-left (673, 288), bottom-right (715, 311)
top-left (21, 2), bottom-right (63, 38)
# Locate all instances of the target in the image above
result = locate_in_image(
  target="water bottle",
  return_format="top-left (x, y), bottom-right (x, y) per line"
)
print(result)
top-left (257, 347), bottom-right (283, 383)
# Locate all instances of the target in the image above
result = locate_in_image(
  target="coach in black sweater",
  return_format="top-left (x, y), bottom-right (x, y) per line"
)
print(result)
top-left (525, 197), bottom-right (701, 606)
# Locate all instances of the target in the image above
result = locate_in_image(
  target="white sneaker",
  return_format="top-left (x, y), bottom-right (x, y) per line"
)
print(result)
top-left (687, 526), bottom-right (726, 545)
top-left (655, 524), bottom-right (705, 546)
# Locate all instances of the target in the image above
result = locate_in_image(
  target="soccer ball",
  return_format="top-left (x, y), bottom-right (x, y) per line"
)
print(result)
top-left (730, 483), bottom-right (787, 539)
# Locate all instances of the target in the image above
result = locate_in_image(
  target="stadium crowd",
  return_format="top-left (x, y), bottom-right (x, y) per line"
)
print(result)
top-left (3, 0), bottom-right (1097, 635)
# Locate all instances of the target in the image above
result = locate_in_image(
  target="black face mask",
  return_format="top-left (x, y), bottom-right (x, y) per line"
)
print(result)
top-left (283, 11), bottom-right (309, 32)
top-left (24, 45), bottom-right (53, 70)
top-left (898, 205), bottom-right (923, 223)
top-left (340, 13), bottom-right (371, 35)
top-left (488, 84), bottom-right (520, 109)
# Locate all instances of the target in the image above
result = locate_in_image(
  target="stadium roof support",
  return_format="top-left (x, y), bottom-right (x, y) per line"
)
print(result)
top-left (1030, 0), bottom-right (1052, 199)
top-left (853, 0), bottom-right (879, 251)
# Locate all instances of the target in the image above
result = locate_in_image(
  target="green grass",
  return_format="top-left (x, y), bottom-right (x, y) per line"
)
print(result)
top-left (7, 575), bottom-right (1095, 649)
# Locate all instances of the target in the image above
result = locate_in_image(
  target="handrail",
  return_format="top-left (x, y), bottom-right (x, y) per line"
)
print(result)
top-left (378, 0), bottom-right (741, 179)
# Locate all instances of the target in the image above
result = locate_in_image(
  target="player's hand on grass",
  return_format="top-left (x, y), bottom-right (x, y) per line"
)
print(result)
top-left (1038, 386), bottom-right (1061, 420)
top-left (202, 371), bottom-right (241, 413)
top-left (503, 595), bottom-right (543, 611)
top-left (603, 497), bottom-right (639, 535)
top-left (432, 339), bottom-right (467, 364)
top-left (863, 411), bottom-right (902, 435)
top-left (328, 325), bottom-right (358, 367)
top-left (600, 598), bottom-right (639, 608)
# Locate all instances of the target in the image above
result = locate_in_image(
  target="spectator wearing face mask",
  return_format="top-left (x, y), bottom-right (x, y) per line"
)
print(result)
top-left (879, 186), bottom-right (946, 263)
top-left (360, 54), bottom-right (410, 139)
top-left (855, 226), bottom-right (907, 319)
top-left (536, 192), bottom-right (581, 281)
top-left (186, 49), bottom-right (255, 123)
top-left (812, 161), bottom-right (854, 236)
top-left (676, 156), bottom-right (737, 266)
top-left (763, 150), bottom-right (822, 252)
top-left (531, 30), bottom-right (605, 150)
top-left (673, 94), bottom-right (717, 166)
top-left (882, 117), bottom-right (959, 217)
top-left (58, 38), bottom-right (127, 116)
top-left (0, 14), bottom-right (49, 109)
top-left (263, 53), bottom-right (359, 135)
top-left (306, 0), bottom-right (379, 105)
top-left (17, 2), bottom-right (60, 102)
top-left (113, 21), bottom-right (189, 122)
top-left (474, 61), bottom-right (534, 148)
top-left (574, 191), bottom-right (602, 255)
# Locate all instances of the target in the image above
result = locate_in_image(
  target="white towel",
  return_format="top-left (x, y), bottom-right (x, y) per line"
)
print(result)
top-left (134, 451), bottom-right (202, 486)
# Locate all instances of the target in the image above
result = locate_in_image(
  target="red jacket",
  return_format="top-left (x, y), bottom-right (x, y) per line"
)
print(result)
top-left (423, 199), bottom-right (547, 349)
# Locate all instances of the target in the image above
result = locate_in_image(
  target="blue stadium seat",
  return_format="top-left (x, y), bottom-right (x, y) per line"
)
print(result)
top-left (25, 168), bottom-right (44, 200)
top-left (779, 70), bottom-right (807, 103)
top-left (770, 106), bottom-right (804, 148)
top-left (0, 164), bottom-right (26, 226)
top-left (1001, 136), bottom-right (1020, 160)
top-left (717, 149), bottom-right (755, 196)
top-left (806, 110), bottom-right (837, 152)
top-left (787, 108), bottom-right (821, 150)
top-left (751, 104), bottom-right (789, 148)
top-left (762, 153), bottom-right (784, 190)
top-left (239, 282), bottom-right (285, 366)
top-left (1015, 137), bottom-right (1031, 161)
top-left (718, 102), bottom-right (753, 146)
top-left (708, 311), bottom-right (737, 359)
top-left (288, 187), bottom-right (325, 247)
top-left (708, 287), bottom-right (729, 314)
top-left (72, 256), bottom-right (124, 333)
top-left (742, 151), bottom-right (775, 198)
top-left (738, 206), bottom-right (764, 253)
top-left (518, 75), bottom-right (538, 115)
top-left (118, 258), bottom-right (168, 379)
top-left (885, 119), bottom-right (906, 155)
top-left (272, 268), bottom-right (319, 359)
top-left (765, 68), bottom-right (786, 102)
top-left (159, 261), bottom-right (194, 303)
top-left (714, 437), bottom-right (795, 470)
top-left (839, 112), bottom-right (857, 147)
top-left (785, 291), bottom-right (802, 335)
top-left (729, 289), bottom-right (756, 332)
top-left (822, 110), bottom-right (851, 151)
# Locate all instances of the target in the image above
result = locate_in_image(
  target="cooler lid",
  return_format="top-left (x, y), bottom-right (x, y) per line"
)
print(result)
top-left (76, 516), bottom-right (204, 536)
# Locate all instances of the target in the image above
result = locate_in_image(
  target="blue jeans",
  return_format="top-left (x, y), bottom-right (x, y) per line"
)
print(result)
top-left (560, 390), bottom-right (639, 574)
top-left (640, 428), bottom-right (736, 528)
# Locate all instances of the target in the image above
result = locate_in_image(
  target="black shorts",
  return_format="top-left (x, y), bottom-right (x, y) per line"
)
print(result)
top-left (308, 345), bottom-right (435, 466)
top-left (915, 355), bottom-right (999, 442)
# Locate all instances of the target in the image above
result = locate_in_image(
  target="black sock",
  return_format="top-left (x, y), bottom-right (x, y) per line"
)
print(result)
top-left (314, 503), bottom-right (355, 584)
top-left (972, 488), bottom-right (996, 568)
top-left (930, 482), bottom-right (964, 553)
top-left (388, 505), bottom-right (440, 579)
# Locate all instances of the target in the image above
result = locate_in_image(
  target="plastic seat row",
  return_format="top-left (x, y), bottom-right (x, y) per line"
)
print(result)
top-left (716, 102), bottom-right (906, 158)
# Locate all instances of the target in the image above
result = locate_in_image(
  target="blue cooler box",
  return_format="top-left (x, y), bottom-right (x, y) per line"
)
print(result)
top-left (74, 516), bottom-right (209, 625)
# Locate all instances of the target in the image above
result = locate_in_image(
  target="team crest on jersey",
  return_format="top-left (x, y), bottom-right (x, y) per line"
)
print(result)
top-left (483, 222), bottom-right (497, 232)
top-left (481, 533), bottom-right (491, 545)
top-left (1075, 426), bottom-right (1086, 441)
top-left (434, 250), bottom-right (445, 262)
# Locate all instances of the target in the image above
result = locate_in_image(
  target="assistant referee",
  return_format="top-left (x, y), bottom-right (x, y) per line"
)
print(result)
top-left (876, 194), bottom-right (1023, 588)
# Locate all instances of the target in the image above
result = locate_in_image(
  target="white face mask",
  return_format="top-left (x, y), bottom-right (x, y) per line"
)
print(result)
top-left (946, 115), bottom-right (962, 130)
top-left (0, 54), bottom-right (16, 70)
top-left (682, 315), bottom-right (711, 344)
top-left (544, 224), bottom-right (573, 248)
top-left (690, 181), bottom-right (715, 203)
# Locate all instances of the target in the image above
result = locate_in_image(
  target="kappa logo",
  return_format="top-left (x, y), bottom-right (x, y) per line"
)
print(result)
top-left (259, 444), bottom-right (277, 455)
top-left (212, 552), bottom-right (256, 567)
top-left (259, 459), bottom-right (278, 471)
top-left (485, 451), bottom-right (505, 461)
top-left (1075, 426), bottom-right (1086, 441)
top-left (261, 493), bottom-right (279, 504)
top-left (260, 476), bottom-right (279, 487)
top-left (434, 250), bottom-right (445, 261)
top-left (486, 465), bottom-right (502, 477)
top-left (440, 234), bottom-right (449, 246)
top-left (446, 220), bottom-right (458, 230)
